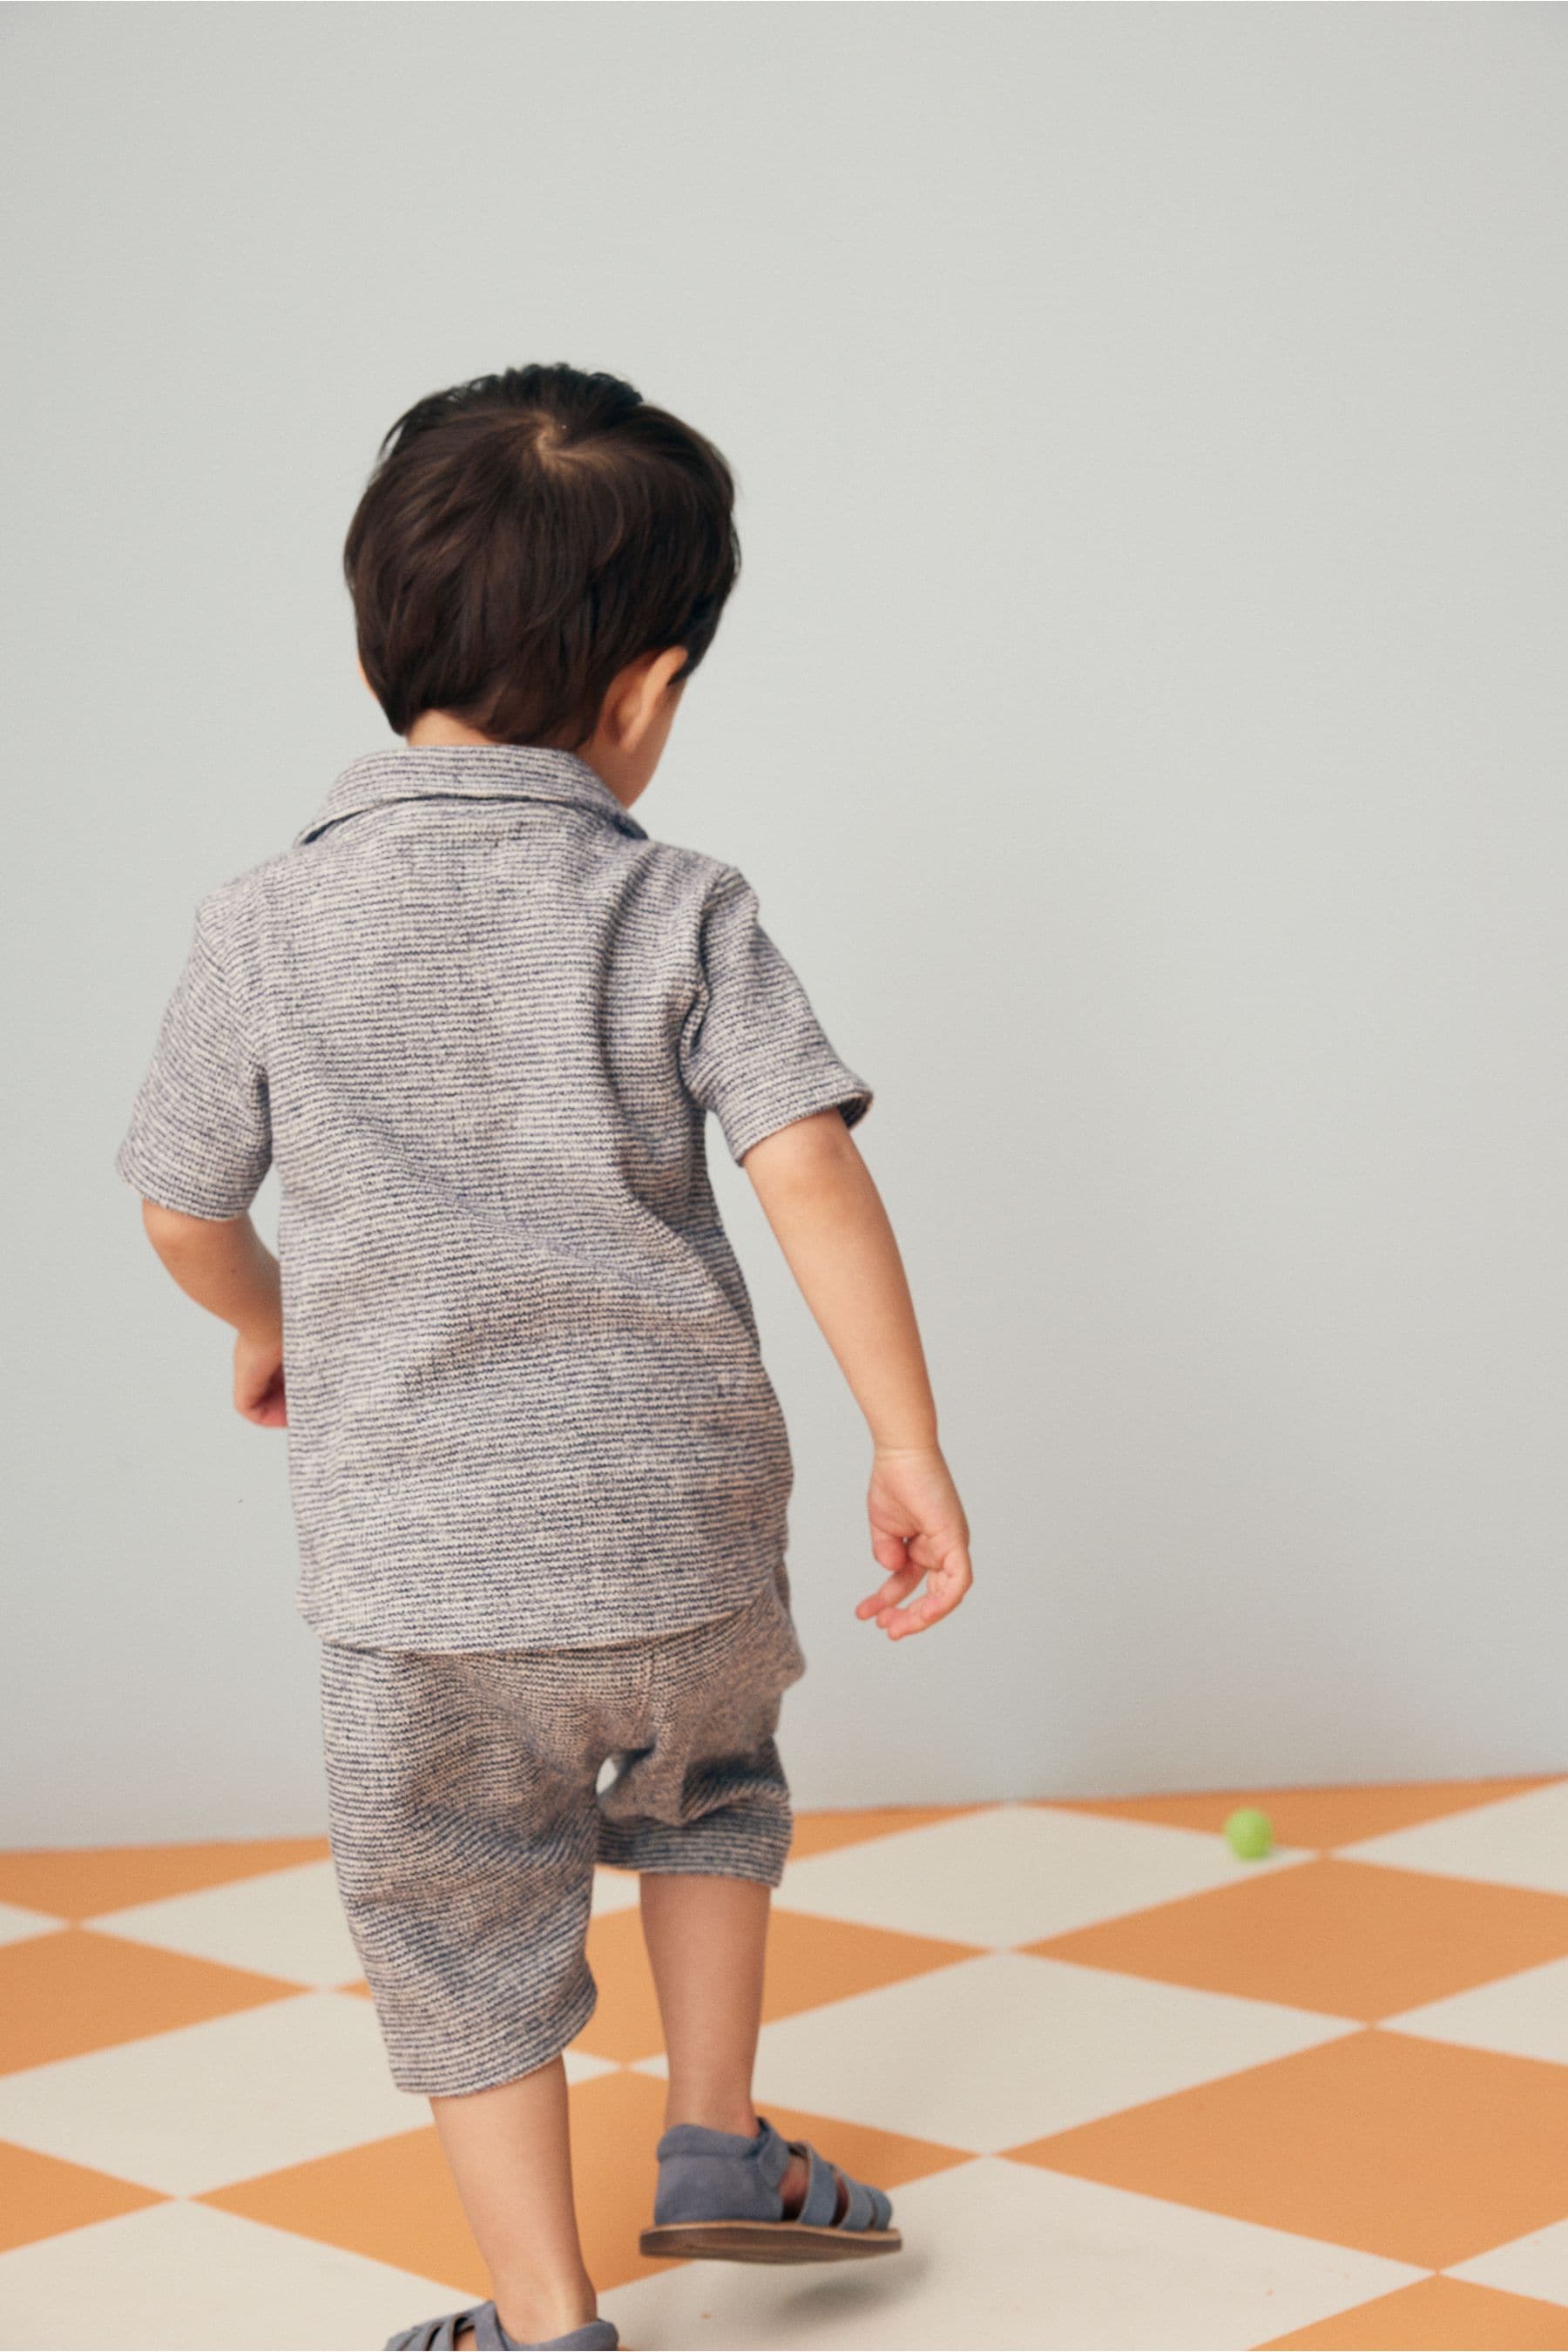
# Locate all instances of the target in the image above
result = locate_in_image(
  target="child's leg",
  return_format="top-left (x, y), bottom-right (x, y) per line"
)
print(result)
top-left (428, 2056), bottom-right (597, 2349)
top-left (639, 1871), bottom-right (769, 2134)
top-left (638, 1871), bottom-right (815, 2219)
top-left (319, 1638), bottom-right (640, 2345)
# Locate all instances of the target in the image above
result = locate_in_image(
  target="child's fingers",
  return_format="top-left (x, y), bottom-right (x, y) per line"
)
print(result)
top-left (856, 1560), bottom-right (922, 1619)
top-left (858, 1524), bottom-right (913, 1615)
top-left (882, 1548), bottom-right (974, 1639)
top-left (885, 1590), bottom-right (950, 1639)
top-left (235, 1362), bottom-right (287, 1426)
top-left (869, 1527), bottom-right (909, 1578)
top-left (876, 1566), bottom-right (935, 1630)
top-left (850, 1552), bottom-right (926, 1608)
top-left (233, 1335), bottom-right (287, 1428)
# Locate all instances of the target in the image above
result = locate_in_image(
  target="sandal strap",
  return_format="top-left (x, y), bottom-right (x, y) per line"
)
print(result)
top-left (652, 2115), bottom-right (792, 2227)
top-left (793, 2139), bottom-right (841, 2228)
top-left (651, 2113), bottom-right (892, 2236)
top-left (787, 2137), bottom-right (894, 2233)
top-left (385, 2307), bottom-right (618, 2352)
top-left (840, 2171), bottom-right (879, 2231)
top-left (385, 2305), bottom-right (499, 2351)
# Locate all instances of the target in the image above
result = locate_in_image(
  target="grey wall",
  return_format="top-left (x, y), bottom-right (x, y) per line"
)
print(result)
top-left (4, 3), bottom-right (1565, 1846)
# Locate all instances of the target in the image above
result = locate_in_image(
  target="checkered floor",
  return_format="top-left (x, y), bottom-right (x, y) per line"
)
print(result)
top-left (5, 1781), bottom-right (1568, 2349)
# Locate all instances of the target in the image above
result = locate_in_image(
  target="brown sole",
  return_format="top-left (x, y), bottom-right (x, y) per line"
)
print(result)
top-left (639, 2220), bottom-right (902, 2265)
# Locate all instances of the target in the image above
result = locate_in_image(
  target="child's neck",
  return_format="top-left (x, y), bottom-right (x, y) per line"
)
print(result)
top-left (405, 713), bottom-right (498, 748)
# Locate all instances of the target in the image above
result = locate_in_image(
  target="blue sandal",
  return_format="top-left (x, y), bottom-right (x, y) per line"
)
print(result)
top-left (383, 2307), bottom-right (618, 2349)
top-left (639, 2114), bottom-right (901, 2264)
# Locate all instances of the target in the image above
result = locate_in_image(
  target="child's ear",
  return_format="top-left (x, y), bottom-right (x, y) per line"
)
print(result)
top-left (355, 655), bottom-right (375, 699)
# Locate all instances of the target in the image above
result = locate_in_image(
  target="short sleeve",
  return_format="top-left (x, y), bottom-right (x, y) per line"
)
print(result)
top-left (114, 902), bottom-right (273, 1219)
top-left (679, 868), bottom-right (872, 1164)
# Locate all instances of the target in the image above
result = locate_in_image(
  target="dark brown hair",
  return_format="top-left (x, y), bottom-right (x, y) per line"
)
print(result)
top-left (343, 364), bottom-right (740, 748)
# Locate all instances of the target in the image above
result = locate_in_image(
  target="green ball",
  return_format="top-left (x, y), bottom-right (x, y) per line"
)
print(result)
top-left (1224, 1807), bottom-right (1274, 1861)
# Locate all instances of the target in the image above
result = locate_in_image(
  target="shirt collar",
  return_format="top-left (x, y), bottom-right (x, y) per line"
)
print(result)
top-left (294, 742), bottom-right (649, 848)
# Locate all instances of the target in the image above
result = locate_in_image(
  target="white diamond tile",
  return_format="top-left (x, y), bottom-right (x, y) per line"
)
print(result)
top-left (0, 2197), bottom-right (478, 2351)
top-left (602, 2156), bottom-right (1421, 2349)
top-left (774, 1802), bottom-right (1305, 1949)
top-left (86, 1861), bottom-right (362, 1988)
top-left (0, 1903), bottom-right (64, 1950)
top-left (591, 1867), bottom-right (639, 1918)
top-left (1338, 1781), bottom-right (1568, 1895)
top-left (0, 1985), bottom-right (617, 2195)
top-left (637, 1950), bottom-right (1355, 2152)
top-left (0, 1991), bottom-right (433, 2193)
top-left (1384, 1955), bottom-right (1568, 2066)
top-left (85, 1855), bottom-right (643, 1979)
top-left (1450, 2214), bottom-right (1568, 2311)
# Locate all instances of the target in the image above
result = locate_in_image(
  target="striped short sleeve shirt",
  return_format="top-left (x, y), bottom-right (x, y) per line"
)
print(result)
top-left (115, 743), bottom-right (871, 1649)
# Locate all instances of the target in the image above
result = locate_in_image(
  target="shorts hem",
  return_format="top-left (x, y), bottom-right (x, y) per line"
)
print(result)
top-left (596, 1807), bottom-right (792, 1888)
top-left (381, 1971), bottom-right (600, 2100)
top-left (627, 1853), bottom-right (790, 1891)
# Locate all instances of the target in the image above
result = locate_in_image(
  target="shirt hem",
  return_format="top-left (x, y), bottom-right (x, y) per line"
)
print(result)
top-left (722, 1079), bottom-right (873, 1166)
top-left (113, 1139), bottom-right (257, 1221)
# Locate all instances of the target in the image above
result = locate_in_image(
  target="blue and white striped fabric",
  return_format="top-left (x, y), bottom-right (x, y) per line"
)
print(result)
top-left (115, 742), bottom-right (870, 1650)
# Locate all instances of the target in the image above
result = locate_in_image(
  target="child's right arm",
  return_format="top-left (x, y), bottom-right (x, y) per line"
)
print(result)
top-left (742, 1107), bottom-right (973, 1641)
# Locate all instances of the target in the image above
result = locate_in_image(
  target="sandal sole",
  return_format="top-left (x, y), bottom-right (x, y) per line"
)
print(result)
top-left (639, 2220), bottom-right (902, 2264)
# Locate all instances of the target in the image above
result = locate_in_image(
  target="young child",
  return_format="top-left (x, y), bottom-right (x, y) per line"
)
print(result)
top-left (116, 363), bottom-right (973, 2352)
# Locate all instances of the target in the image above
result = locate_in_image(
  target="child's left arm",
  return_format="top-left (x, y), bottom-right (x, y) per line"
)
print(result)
top-left (137, 1201), bottom-right (287, 1427)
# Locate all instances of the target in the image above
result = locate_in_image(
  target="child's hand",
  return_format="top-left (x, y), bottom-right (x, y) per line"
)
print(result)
top-left (857, 1443), bottom-right (973, 1639)
top-left (233, 1322), bottom-right (287, 1428)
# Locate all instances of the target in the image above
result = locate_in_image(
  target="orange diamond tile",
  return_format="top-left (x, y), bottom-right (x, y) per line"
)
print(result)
top-left (568, 2069), bottom-right (707, 2289)
top-left (1260, 2274), bottom-right (1568, 2349)
top-left (0, 1837), bottom-right (330, 1922)
top-left (571, 1911), bottom-right (663, 2064)
top-left (760, 1909), bottom-right (982, 2017)
top-left (1011, 2029), bottom-right (1568, 2270)
top-left (211, 2069), bottom-right (672, 2295)
top-left (786, 1804), bottom-right (989, 1859)
top-left (206, 2072), bottom-right (967, 2298)
top-left (1050, 1778), bottom-right (1558, 1851)
top-left (571, 1903), bottom-right (979, 2063)
top-left (1029, 1857), bottom-right (1568, 2021)
top-left (0, 1926), bottom-right (304, 2073)
top-left (0, 2138), bottom-right (166, 2254)
top-left (206, 2123), bottom-right (486, 2301)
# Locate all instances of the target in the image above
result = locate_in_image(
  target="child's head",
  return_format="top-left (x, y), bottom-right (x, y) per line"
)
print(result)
top-left (344, 363), bottom-right (740, 791)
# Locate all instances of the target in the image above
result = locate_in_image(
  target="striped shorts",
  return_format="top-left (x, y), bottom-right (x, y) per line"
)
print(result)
top-left (318, 1577), bottom-right (807, 2096)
